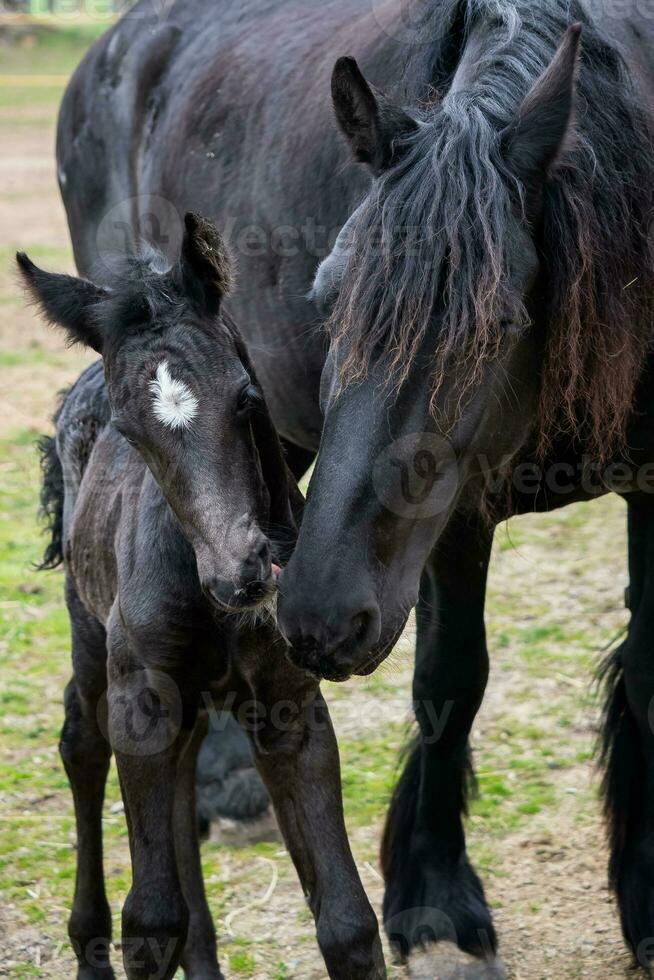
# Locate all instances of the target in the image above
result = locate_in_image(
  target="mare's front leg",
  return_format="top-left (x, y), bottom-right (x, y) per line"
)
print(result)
top-left (240, 646), bottom-right (385, 980)
top-left (106, 608), bottom-right (191, 980)
top-left (602, 496), bottom-right (654, 968)
top-left (381, 512), bottom-right (503, 975)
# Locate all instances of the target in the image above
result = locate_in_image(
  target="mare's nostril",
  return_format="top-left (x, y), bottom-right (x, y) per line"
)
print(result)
top-left (350, 612), bottom-right (370, 646)
top-left (241, 536), bottom-right (271, 583)
top-left (248, 537), bottom-right (270, 571)
top-left (244, 580), bottom-right (268, 601)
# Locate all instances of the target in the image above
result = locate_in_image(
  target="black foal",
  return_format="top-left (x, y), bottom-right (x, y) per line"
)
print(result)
top-left (20, 214), bottom-right (384, 980)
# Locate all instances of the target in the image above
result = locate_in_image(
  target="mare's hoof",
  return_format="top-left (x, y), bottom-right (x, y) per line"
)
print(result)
top-left (408, 944), bottom-right (507, 980)
top-left (183, 968), bottom-right (225, 980)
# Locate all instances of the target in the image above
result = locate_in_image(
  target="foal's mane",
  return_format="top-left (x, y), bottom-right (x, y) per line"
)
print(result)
top-left (329, 0), bottom-right (654, 458)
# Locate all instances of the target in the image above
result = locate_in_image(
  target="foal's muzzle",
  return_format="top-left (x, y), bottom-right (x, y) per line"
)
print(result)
top-left (201, 533), bottom-right (275, 613)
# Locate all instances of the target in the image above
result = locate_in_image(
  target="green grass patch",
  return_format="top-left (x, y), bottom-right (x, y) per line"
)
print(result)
top-left (0, 21), bottom-right (110, 76)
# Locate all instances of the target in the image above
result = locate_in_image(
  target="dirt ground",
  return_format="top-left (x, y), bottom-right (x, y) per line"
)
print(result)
top-left (0, 27), bottom-right (647, 980)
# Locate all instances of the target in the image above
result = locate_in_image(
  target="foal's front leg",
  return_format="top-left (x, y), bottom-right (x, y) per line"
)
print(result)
top-left (175, 715), bottom-right (224, 980)
top-left (107, 616), bottom-right (190, 980)
top-left (241, 656), bottom-right (385, 980)
top-left (62, 582), bottom-right (114, 979)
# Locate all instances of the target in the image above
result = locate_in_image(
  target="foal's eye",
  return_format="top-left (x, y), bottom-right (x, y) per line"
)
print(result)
top-left (111, 416), bottom-right (136, 445)
top-left (236, 384), bottom-right (262, 417)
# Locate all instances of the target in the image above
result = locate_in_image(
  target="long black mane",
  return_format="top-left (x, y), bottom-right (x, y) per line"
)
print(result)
top-left (328, 0), bottom-right (654, 457)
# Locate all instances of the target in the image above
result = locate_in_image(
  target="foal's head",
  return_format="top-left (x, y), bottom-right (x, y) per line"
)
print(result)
top-left (19, 213), bottom-right (296, 613)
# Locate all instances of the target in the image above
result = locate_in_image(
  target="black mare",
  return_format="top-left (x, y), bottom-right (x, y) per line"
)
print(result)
top-left (57, 0), bottom-right (654, 971)
top-left (19, 215), bottom-right (383, 980)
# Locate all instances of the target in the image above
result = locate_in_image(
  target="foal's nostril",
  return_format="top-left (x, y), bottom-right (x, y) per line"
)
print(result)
top-left (243, 537), bottom-right (270, 573)
top-left (256, 537), bottom-right (271, 568)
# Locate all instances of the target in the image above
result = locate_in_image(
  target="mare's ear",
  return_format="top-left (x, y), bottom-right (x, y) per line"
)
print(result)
top-left (502, 24), bottom-right (581, 194)
top-left (16, 252), bottom-right (106, 353)
top-left (179, 212), bottom-right (233, 315)
top-left (332, 56), bottom-right (418, 174)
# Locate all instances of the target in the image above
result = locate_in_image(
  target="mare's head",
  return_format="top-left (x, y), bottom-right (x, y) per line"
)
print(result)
top-left (19, 213), bottom-right (297, 613)
top-left (279, 17), bottom-right (650, 680)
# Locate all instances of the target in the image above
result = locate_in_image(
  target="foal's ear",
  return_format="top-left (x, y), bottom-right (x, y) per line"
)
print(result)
top-left (16, 252), bottom-right (106, 353)
top-left (331, 57), bottom-right (418, 174)
top-left (502, 24), bottom-right (582, 192)
top-left (179, 212), bottom-right (233, 315)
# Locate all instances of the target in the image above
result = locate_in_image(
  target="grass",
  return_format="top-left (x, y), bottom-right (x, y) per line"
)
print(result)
top-left (0, 21), bottom-right (108, 126)
top-left (1, 419), bottom-right (623, 973)
top-left (0, 15), bottom-right (635, 980)
top-left (0, 21), bottom-right (109, 75)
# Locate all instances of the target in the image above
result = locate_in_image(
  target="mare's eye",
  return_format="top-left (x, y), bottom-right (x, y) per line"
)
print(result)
top-left (236, 383), bottom-right (262, 417)
top-left (500, 316), bottom-right (531, 338)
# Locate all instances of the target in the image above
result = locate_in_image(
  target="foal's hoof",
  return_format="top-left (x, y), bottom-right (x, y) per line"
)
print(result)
top-left (122, 891), bottom-right (188, 980)
top-left (615, 860), bottom-right (654, 971)
top-left (408, 944), bottom-right (507, 980)
top-left (77, 968), bottom-right (116, 980)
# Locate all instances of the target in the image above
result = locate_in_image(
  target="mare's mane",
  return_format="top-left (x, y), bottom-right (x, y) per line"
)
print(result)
top-left (328, 0), bottom-right (654, 457)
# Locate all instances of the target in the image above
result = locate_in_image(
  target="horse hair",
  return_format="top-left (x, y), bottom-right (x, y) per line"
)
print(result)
top-left (598, 645), bottom-right (643, 893)
top-left (36, 388), bottom-right (69, 571)
top-left (328, 0), bottom-right (654, 459)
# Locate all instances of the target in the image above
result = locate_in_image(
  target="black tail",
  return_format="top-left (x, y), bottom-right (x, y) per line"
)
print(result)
top-left (598, 644), bottom-right (644, 894)
top-left (36, 433), bottom-right (65, 570)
